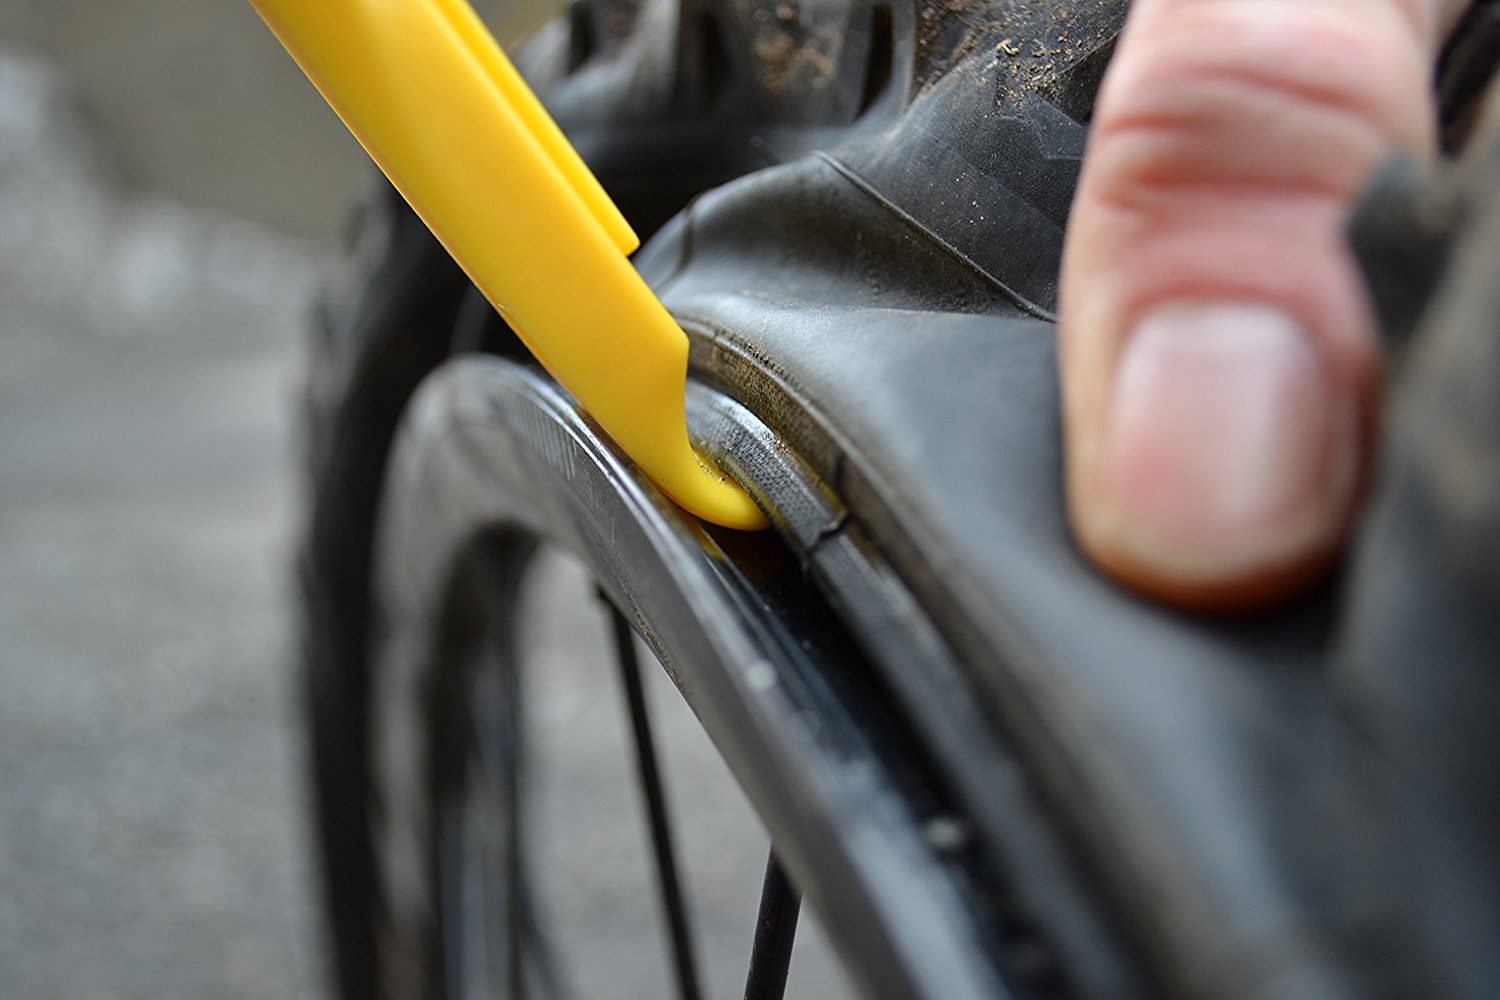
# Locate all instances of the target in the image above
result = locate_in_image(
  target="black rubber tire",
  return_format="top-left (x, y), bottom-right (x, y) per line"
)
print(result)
top-left (299, 197), bottom-right (1133, 1000)
top-left (299, 183), bottom-right (476, 1000)
top-left (298, 5), bottom-right (1500, 1000)
top-left (296, 3), bottom-right (1135, 995)
top-left (299, 199), bottom-right (1081, 999)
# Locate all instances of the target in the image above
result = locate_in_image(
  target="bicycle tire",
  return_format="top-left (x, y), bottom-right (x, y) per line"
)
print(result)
top-left (299, 2), bottom-right (1500, 998)
top-left (301, 1), bottom-right (1136, 992)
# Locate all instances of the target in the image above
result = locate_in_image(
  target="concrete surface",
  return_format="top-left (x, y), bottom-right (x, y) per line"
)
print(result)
top-left (0, 0), bottom-right (560, 242)
top-left (0, 47), bottom-right (859, 1000)
top-left (0, 50), bottom-right (323, 999)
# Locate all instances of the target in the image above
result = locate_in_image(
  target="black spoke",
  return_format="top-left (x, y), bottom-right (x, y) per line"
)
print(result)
top-left (608, 606), bottom-right (704, 1000)
top-left (742, 850), bottom-right (802, 1000)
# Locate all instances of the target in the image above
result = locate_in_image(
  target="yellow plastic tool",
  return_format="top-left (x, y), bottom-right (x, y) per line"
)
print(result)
top-left (250, 0), bottom-right (766, 530)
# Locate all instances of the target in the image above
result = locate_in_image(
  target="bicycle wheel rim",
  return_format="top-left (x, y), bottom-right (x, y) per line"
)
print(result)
top-left (369, 354), bottom-right (1037, 1000)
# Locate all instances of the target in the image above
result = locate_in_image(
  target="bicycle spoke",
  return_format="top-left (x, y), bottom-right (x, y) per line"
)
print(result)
top-left (742, 850), bottom-right (802, 1000)
top-left (608, 605), bottom-right (704, 1000)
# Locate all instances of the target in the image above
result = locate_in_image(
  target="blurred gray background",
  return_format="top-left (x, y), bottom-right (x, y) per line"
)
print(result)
top-left (0, 0), bottom-right (551, 240)
top-left (0, 2), bottom-right (363, 995)
top-left (0, 2), bottom-right (855, 998)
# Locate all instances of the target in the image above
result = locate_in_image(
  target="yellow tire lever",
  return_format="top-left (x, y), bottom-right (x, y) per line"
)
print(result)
top-left (250, 0), bottom-right (767, 530)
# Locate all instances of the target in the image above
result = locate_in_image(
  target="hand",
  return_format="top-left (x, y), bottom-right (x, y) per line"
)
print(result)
top-left (1060, 0), bottom-right (1469, 611)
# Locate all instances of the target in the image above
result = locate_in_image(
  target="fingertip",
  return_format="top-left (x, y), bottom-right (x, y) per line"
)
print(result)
top-left (1068, 302), bottom-right (1364, 613)
top-left (1076, 526), bottom-right (1346, 615)
top-left (1056, 0), bottom-right (1437, 612)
